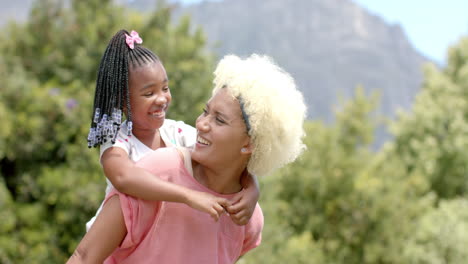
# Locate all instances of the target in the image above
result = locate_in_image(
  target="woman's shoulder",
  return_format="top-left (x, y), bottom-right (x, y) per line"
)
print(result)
top-left (247, 204), bottom-right (264, 231)
top-left (240, 204), bottom-right (264, 255)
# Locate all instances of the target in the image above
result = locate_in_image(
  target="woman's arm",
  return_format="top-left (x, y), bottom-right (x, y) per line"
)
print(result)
top-left (101, 147), bottom-right (229, 220)
top-left (67, 195), bottom-right (126, 264)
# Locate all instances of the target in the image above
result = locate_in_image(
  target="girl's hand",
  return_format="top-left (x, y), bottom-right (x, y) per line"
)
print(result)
top-left (226, 184), bottom-right (259, 226)
top-left (226, 171), bottom-right (260, 225)
top-left (185, 190), bottom-right (231, 221)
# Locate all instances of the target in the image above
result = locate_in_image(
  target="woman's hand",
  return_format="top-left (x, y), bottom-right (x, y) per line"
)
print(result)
top-left (185, 190), bottom-right (231, 221)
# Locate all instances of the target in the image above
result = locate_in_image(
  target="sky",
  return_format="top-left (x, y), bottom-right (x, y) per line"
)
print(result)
top-left (177, 0), bottom-right (468, 64)
top-left (352, 0), bottom-right (468, 64)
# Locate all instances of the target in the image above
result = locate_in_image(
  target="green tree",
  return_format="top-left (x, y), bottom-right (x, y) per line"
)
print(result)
top-left (389, 37), bottom-right (468, 199)
top-left (243, 88), bottom-right (433, 264)
top-left (379, 36), bottom-right (468, 264)
top-left (402, 198), bottom-right (468, 264)
top-left (275, 89), bottom-right (383, 263)
top-left (0, 0), bottom-right (215, 262)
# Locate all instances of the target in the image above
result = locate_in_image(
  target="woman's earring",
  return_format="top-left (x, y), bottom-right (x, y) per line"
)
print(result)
top-left (241, 148), bottom-right (247, 153)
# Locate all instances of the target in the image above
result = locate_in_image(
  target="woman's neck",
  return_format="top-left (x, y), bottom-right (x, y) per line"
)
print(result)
top-left (192, 162), bottom-right (244, 194)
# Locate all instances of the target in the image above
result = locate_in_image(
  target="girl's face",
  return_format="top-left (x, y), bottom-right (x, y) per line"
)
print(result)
top-left (192, 88), bottom-right (251, 169)
top-left (128, 61), bottom-right (171, 134)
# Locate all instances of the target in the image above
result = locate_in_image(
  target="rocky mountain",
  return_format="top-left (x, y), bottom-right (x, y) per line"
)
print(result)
top-left (175, 0), bottom-right (429, 121)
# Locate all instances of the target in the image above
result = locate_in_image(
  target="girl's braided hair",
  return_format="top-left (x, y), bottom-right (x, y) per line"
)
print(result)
top-left (87, 29), bottom-right (160, 148)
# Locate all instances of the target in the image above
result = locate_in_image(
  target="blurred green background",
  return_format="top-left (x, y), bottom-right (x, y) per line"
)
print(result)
top-left (1, 0), bottom-right (468, 263)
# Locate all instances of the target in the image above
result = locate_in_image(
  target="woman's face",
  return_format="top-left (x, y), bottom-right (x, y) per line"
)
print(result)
top-left (192, 88), bottom-right (251, 168)
top-left (128, 61), bottom-right (171, 133)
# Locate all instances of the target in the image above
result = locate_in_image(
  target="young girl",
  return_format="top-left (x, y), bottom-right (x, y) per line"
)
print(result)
top-left (86, 29), bottom-right (259, 229)
top-left (68, 54), bottom-right (307, 264)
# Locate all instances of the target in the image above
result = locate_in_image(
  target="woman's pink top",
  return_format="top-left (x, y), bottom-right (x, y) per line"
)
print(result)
top-left (103, 147), bottom-right (263, 264)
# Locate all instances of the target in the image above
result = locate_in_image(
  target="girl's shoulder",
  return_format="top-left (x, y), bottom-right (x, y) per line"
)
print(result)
top-left (161, 119), bottom-right (195, 132)
top-left (160, 119), bottom-right (196, 147)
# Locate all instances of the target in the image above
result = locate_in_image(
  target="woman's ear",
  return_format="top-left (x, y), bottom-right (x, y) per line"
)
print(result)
top-left (240, 142), bottom-right (253, 155)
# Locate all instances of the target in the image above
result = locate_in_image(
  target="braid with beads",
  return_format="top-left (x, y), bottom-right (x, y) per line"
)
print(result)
top-left (87, 29), bottom-right (160, 148)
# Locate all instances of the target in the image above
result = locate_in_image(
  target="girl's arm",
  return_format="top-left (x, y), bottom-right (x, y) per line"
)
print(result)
top-left (101, 147), bottom-right (229, 220)
top-left (227, 171), bottom-right (260, 225)
top-left (67, 195), bottom-right (126, 264)
top-left (102, 147), bottom-right (190, 203)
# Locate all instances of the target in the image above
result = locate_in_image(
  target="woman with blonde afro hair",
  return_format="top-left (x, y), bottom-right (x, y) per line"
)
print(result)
top-left (212, 54), bottom-right (307, 177)
top-left (67, 54), bottom-right (307, 264)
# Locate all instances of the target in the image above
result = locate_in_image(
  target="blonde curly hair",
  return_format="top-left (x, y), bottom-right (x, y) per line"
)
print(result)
top-left (212, 54), bottom-right (307, 176)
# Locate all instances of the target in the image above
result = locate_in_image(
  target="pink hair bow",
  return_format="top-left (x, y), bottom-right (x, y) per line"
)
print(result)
top-left (125, 30), bottom-right (143, 49)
